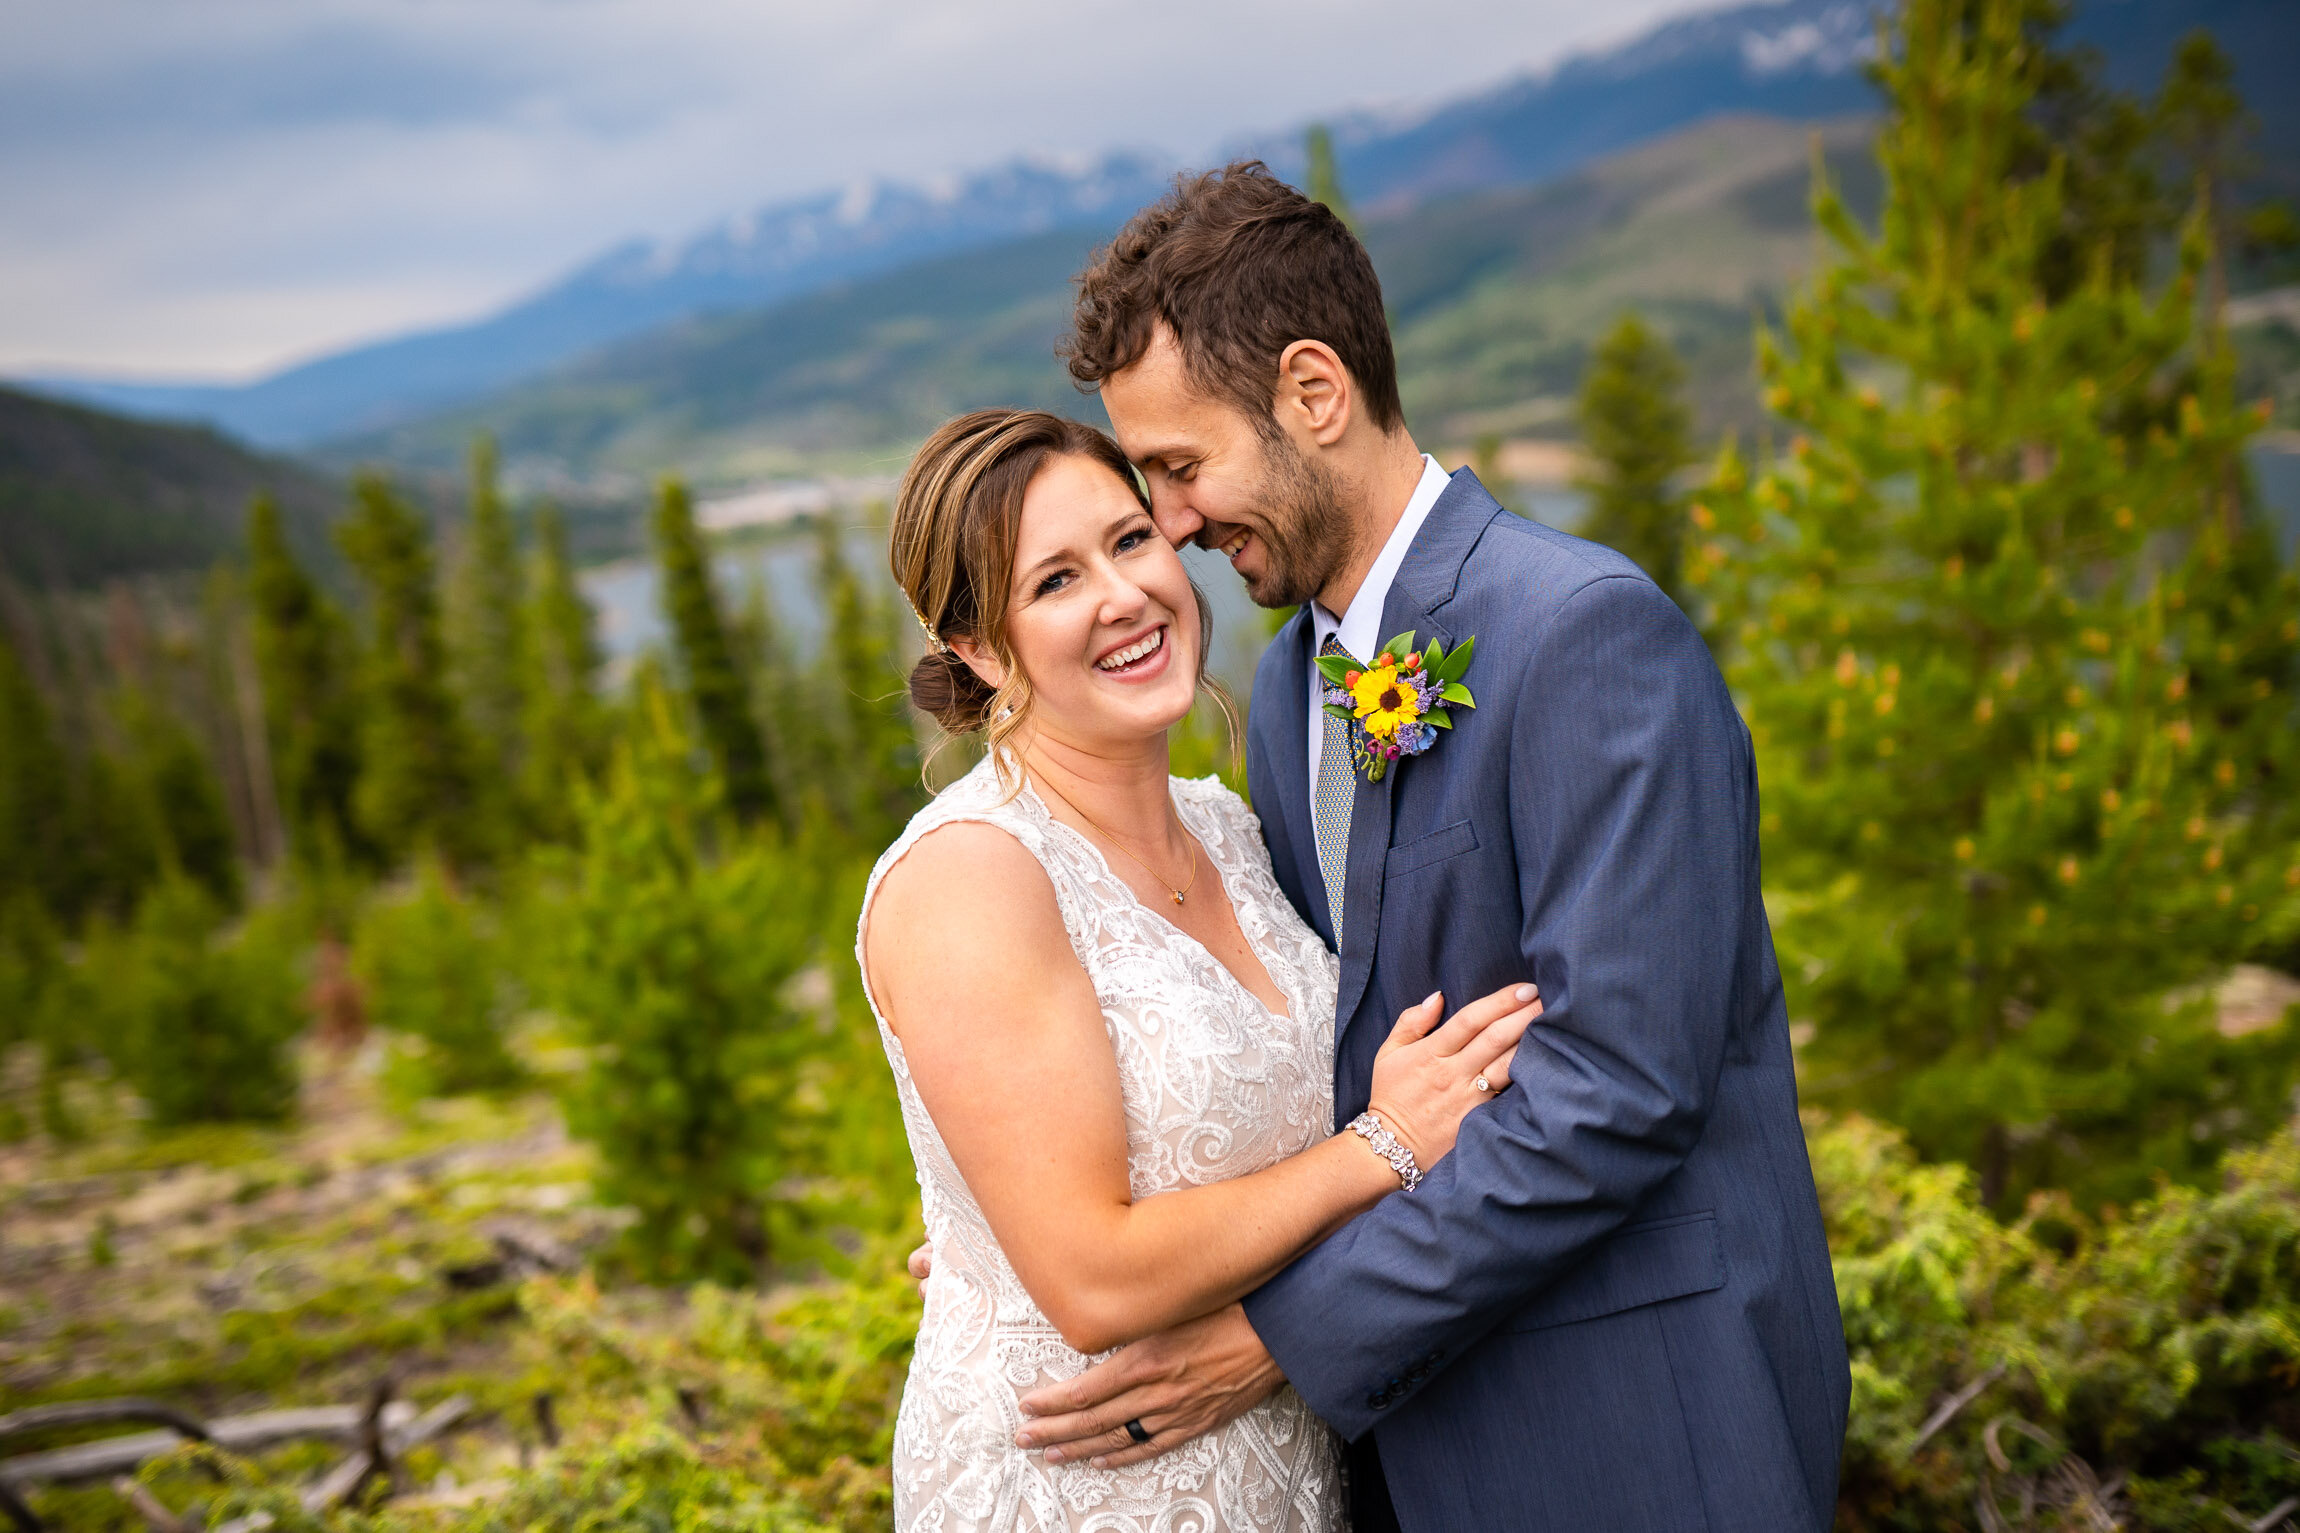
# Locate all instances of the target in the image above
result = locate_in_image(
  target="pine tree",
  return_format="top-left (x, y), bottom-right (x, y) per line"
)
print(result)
top-left (1693, 0), bottom-right (2300, 1210)
top-left (2021, 1), bottom-right (2165, 302)
top-left (2156, 31), bottom-right (2244, 335)
top-left (1574, 313), bottom-right (1696, 608)
top-left (1304, 124), bottom-right (1356, 232)
top-left (651, 479), bottom-right (774, 824)
top-left (112, 687), bottom-right (241, 910)
top-left (95, 874), bottom-right (299, 1126)
top-left (247, 494), bottom-right (367, 867)
top-left (447, 437), bottom-right (528, 806)
top-left (338, 474), bottom-right (485, 866)
top-left (546, 681), bottom-right (818, 1281)
top-left (813, 511), bottom-right (922, 845)
top-left (520, 504), bottom-right (607, 840)
top-left (0, 633), bottom-right (86, 924)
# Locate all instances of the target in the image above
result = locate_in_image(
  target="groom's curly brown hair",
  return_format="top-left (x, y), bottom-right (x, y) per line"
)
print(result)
top-left (1063, 161), bottom-right (1403, 437)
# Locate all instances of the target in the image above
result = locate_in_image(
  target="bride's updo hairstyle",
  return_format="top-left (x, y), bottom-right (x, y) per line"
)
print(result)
top-left (892, 408), bottom-right (1218, 778)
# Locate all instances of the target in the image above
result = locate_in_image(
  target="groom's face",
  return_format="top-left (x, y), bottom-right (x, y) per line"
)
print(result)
top-left (1102, 326), bottom-right (1353, 611)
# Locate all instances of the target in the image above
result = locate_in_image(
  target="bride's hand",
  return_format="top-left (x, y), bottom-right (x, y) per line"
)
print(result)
top-left (1364, 982), bottom-right (1541, 1174)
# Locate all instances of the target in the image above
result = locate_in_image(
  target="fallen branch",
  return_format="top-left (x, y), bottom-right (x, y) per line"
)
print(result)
top-left (300, 1392), bottom-right (470, 1516)
top-left (1906, 1365), bottom-right (2007, 1455)
top-left (388, 1476), bottom-right (512, 1513)
top-left (302, 1380), bottom-right (392, 1515)
top-left (110, 1476), bottom-right (187, 1533)
top-left (0, 1402), bottom-right (416, 1486)
top-left (0, 1402), bottom-right (211, 1449)
top-left (2231, 1494), bottom-right (2300, 1533)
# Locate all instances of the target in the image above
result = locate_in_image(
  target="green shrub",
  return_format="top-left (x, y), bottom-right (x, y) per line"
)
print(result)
top-left (468, 1255), bottom-right (917, 1530)
top-left (353, 857), bottom-right (524, 1099)
top-left (1817, 1111), bottom-right (2300, 1530)
top-left (93, 876), bottom-right (301, 1126)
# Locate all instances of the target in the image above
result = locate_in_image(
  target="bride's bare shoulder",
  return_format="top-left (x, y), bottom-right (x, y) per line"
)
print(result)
top-left (865, 820), bottom-right (1070, 999)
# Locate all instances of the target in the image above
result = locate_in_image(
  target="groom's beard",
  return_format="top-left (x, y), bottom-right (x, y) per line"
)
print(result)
top-left (1235, 434), bottom-right (1357, 611)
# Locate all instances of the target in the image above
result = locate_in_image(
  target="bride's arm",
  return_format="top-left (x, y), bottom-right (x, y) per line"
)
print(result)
top-left (866, 821), bottom-right (1534, 1357)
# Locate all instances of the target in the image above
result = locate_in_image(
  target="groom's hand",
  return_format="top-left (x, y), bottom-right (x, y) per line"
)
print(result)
top-left (906, 1241), bottom-right (932, 1300)
top-left (1013, 1304), bottom-right (1283, 1469)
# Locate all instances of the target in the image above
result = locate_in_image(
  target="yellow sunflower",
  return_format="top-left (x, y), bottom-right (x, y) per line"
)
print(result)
top-left (1349, 660), bottom-right (1423, 740)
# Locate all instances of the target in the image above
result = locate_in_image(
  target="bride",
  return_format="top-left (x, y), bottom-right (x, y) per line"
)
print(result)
top-left (858, 409), bottom-right (1540, 1533)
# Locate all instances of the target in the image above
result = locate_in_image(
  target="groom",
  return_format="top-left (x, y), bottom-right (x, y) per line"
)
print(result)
top-left (986, 162), bottom-right (1849, 1531)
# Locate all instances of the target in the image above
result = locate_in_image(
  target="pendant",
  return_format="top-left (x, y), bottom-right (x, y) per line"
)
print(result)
top-left (1172, 891), bottom-right (1185, 905)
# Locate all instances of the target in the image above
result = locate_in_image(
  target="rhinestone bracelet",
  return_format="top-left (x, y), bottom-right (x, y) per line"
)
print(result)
top-left (1347, 1111), bottom-right (1422, 1192)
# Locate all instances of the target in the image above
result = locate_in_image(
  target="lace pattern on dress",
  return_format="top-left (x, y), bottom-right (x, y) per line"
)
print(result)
top-left (857, 756), bottom-right (1344, 1533)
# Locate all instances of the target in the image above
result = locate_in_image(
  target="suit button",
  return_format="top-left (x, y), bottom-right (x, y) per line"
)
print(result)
top-left (1406, 1364), bottom-right (1430, 1383)
top-left (1367, 1390), bottom-right (1389, 1410)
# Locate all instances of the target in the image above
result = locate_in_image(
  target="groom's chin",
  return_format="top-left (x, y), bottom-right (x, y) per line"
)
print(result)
top-left (1243, 573), bottom-right (1305, 611)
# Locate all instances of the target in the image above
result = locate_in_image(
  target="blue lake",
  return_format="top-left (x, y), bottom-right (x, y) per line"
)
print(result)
top-left (581, 454), bottom-right (2293, 693)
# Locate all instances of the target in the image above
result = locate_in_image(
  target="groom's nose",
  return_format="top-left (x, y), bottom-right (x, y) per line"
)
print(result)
top-left (1147, 488), bottom-right (1204, 549)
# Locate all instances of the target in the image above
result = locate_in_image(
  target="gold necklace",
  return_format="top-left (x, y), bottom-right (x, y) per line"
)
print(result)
top-left (1034, 775), bottom-right (1201, 906)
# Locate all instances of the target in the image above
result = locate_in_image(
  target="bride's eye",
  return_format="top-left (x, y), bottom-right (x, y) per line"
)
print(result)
top-left (1033, 568), bottom-right (1073, 598)
top-left (1116, 527), bottom-right (1153, 555)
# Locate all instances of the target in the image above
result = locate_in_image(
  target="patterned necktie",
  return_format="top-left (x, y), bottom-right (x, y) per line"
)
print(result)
top-left (1312, 634), bottom-right (1357, 945)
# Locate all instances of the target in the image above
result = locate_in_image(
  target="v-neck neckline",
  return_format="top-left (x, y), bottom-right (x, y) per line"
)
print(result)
top-left (1022, 775), bottom-right (1295, 1026)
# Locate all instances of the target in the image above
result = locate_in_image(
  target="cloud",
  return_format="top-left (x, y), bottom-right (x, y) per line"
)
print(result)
top-left (0, 0), bottom-right (1720, 377)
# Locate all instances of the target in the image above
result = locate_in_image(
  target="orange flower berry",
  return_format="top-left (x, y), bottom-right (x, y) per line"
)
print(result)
top-left (1343, 670), bottom-right (1361, 687)
top-left (1404, 653), bottom-right (1421, 669)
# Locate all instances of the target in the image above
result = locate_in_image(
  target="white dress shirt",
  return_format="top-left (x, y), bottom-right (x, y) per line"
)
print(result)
top-left (1307, 454), bottom-right (1453, 793)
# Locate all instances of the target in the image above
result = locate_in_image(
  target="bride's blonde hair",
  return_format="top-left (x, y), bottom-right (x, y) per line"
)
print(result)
top-left (891, 409), bottom-right (1229, 784)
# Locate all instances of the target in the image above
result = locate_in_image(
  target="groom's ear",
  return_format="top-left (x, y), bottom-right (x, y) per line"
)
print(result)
top-left (1276, 339), bottom-right (1353, 448)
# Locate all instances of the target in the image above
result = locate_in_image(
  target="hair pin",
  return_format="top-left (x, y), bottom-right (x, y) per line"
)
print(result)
top-left (907, 596), bottom-right (952, 655)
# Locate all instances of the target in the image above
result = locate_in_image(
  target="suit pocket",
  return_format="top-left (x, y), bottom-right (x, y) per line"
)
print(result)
top-left (1384, 819), bottom-right (1479, 878)
top-left (1503, 1211), bottom-right (1727, 1333)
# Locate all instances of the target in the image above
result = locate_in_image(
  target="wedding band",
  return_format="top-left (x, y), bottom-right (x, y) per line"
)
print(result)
top-left (1473, 1075), bottom-right (1492, 1094)
top-left (1124, 1418), bottom-right (1152, 1445)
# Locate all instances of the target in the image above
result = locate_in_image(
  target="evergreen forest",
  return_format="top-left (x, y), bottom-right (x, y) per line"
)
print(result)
top-left (2, 2), bottom-right (2297, 1529)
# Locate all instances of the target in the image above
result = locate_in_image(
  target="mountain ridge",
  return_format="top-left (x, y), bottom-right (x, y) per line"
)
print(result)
top-left (326, 114), bottom-right (1885, 492)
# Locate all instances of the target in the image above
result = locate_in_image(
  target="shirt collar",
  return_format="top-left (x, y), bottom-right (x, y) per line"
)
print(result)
top-left (1311, 454), bottom-right (1451, 661)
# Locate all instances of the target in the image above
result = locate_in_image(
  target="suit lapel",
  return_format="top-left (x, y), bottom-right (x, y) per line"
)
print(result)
top-left (1330, 470), bottom-right (1499, 1046)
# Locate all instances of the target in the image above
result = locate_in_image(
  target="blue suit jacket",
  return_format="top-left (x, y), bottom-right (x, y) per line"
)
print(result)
top-left (1238, 471), bottom-right (1849, 1533)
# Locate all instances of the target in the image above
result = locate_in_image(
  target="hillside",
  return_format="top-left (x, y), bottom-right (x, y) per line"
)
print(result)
top-left (0, 386), bottom-right (341, 591)
top-left (333, 115), bottom-right (1876, 487)
top-left (1380, 114), bottom-right (1878, 444)
top-left (1272, 0), bottom-right (2295, 212)
top-left (328, 225), bottom-right (1110, 491)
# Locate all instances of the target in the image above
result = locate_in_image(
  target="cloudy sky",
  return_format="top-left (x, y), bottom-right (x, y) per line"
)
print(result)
top-left (0, 0), bottom-right (1725, 382)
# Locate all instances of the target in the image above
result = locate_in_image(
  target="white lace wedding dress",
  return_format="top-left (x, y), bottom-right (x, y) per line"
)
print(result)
top-left (857, 757), bottom-right (1345, 1533)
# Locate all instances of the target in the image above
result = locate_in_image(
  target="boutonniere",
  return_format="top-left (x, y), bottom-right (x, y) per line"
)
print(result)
top-left (1317, 630), bottom-right (1477, 783)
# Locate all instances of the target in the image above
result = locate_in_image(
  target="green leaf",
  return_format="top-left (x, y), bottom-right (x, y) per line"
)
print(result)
top-left (1434, 635), bottom-right (1476, 683)
top-left (1424, 711), bottom-right (1454, 729)
top-left (1315, 654), bottom-right (1359, 685)
top-left (1423, 638), bottom-right (1447, 669)
top-left (1321, 703), bottom-right (1356, 722)
top-left (1441, 682), bottom-right (1476, 708)
top-left (1380, 630), bottom-right (1417, 661)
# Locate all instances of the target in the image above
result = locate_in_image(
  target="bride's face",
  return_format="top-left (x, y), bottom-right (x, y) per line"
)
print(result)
top-left (974, 452), bottom-right (1202, 751)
